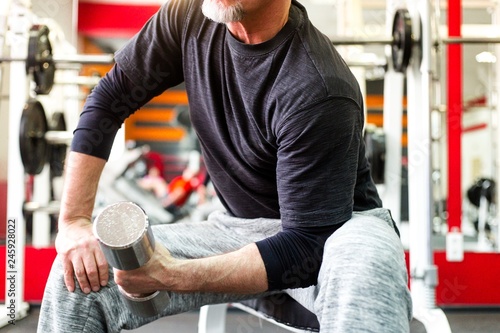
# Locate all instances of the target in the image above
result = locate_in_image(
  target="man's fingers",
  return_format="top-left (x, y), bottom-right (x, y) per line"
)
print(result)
top-left (62, 257), bottom-right (75, 293)
top-left (82, 253), bottom-right (102, 292)
top-left (94, 249), bottom-right (109, 287)
top-left (82, 242), bottom-right (108, 292)
top-left (55, 220), bottom-right (106, 294)
top-left (73, 258), bottom-right (91, 294)
top-left (61, 250), bottom-right (108, 293)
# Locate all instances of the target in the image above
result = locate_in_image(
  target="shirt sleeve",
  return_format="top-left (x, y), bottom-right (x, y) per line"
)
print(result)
top-left (72, 0), bottom-right (190, 159)
top-left (256, 97), bottom-right (364, 290)
top-left (71, 64), bottom-right (161, 159)
top-left (113, 0), bottom-right (187, 88)
top-left (255, 223), bottom-right (345, 290)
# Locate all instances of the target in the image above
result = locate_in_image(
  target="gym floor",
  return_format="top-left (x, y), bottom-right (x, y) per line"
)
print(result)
top-left (2, 305), bottom-right (499, 332)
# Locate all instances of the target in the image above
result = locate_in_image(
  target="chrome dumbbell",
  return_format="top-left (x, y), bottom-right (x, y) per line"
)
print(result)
top-left (93, 201), bottom-right (170, 317)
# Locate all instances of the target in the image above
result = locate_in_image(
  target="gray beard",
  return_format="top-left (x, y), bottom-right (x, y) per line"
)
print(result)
top-left (201, 0), bottom-right (244, 23)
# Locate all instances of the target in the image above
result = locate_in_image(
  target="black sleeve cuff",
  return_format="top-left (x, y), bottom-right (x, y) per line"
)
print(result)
top-left (255, 223), bottom-right (345, 291)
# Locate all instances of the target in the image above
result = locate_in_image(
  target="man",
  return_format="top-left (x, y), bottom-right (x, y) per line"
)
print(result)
top-left (38, 0), bottom-right (412, 332)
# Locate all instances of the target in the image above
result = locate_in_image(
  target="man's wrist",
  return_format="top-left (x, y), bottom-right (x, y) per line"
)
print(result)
top-left (162, 258), bottom-right (206, 293)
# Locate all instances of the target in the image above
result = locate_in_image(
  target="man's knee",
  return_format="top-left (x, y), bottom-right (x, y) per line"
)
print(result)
top-left (320, 214), bottom-right (408, 285)
top-left (315, 215), bottom-right (412, 330)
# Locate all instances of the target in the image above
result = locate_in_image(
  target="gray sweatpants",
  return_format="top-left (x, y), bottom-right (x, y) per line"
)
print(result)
top-left (37, 208), bottom-right (412, 332)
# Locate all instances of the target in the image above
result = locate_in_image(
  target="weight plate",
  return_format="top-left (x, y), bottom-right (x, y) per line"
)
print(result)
top-left (364, 127), bottom-right (386, 185)
top-left (391, 9), bottom-right (413, 73)
top-left (27, 25), bottom-right (56, 95)
top-left (467, 178), bottom-right (496, 207)
top-left (19, 99), bottom-right (48, 175)
top-left (48, 112), bottom-right (67, 177)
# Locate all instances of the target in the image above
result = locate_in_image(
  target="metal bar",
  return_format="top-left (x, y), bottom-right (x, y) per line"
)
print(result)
top-left (45, 131), bottom-right (73, 145)
top-left (2, 37), bottom-right (498, 68)
top-left (362, 0), bottom-right (495, 9)
top-left (5, 2), bottom-right (30, 325)
top-left (23, 201), bottom-right (61, 214)
top-left (54, 76), bottom-right (101, 87)
top-left (0, 53), bottom-right (114, 64)
top-left (52, 53), bottom-right (114, 64)
top-left (443, 37), bottom-right (500, 44)
top-left (345, 59), bottom-right (387, 67)
top-left (32, 164), bottom-right (52, 247)
top-left (331, 37), bottom-right (393, 45)
top-left (407, 0), bottom-right (452, 331)
top-left (495, 0), bottom-right (500, 253)
top-left (332, 36), bottom-right (500, 46)
top-left (382, 71), bottom-right (404, 227)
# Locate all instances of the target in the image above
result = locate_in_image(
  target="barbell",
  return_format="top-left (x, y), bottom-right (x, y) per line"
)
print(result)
top-left (332, 9), bottom-right (500, 73)
top-left (328, 9), bottom-right (414, 72)
top-left (1, 24), bottom-right (114, 95)
top-left (19, 99), bottom-right (72, 175)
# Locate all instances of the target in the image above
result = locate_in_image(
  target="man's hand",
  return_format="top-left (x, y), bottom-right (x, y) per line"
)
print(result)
top-left (55, 219), bottom-right (109, 294)
top-left (113, 243), bottom-right (175, 296)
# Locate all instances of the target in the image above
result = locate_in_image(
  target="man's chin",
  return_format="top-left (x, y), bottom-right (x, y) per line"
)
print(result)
top-left (201, 0), bottom-right (244, 23)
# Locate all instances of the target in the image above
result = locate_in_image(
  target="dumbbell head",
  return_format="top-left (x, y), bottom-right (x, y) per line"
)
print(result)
top-left (93, 201), bottom-right (155, 270)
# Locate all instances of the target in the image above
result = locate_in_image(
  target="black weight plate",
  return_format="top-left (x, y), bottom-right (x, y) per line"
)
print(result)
top-left (27, 25), bottom-right (55, 95)
top-left (467, 178), bottom-right (496, 207)
top-left (48, 112), bottom-right (67, 177)
top-left (364, 127), bottom-right (386, 184)
top-left (19, 99), bottom-right (48, 175)
top-left (391, 9), bottom-right (412, 73)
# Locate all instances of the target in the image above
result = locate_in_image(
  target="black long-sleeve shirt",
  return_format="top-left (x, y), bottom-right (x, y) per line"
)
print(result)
top-left (72, 0), bottom-right (382, 290)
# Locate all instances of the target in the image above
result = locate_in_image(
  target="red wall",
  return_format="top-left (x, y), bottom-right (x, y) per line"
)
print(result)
top-left (78, 2), bottom-right (160, 38)
top-left (1, 246), bottom-right (56, 303)
top-left (0, 181), bottom-right (6, 238)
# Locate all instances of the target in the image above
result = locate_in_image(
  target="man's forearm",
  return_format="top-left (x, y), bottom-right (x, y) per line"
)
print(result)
top-left (59, 151), bottom-right (106, 225)
top-left (166, 243), bottom-right (269, 294)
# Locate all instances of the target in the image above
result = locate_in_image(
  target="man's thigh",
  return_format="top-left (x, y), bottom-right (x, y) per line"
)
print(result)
top-left (153, 210), bottom-right (282, 259)
top-left (286, 208), bottom-right (411, 320)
